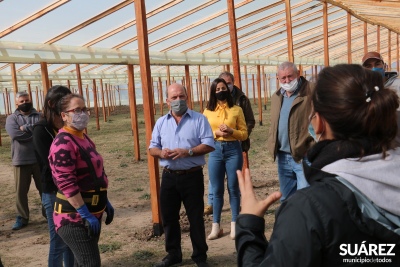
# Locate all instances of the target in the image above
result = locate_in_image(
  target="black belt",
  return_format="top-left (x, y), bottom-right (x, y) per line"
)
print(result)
top-left (163, 166), bottom-right (202, 175)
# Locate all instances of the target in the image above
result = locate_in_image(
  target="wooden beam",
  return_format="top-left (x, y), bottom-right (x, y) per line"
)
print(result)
top-left (198, 65), bottom-right (203, 113)
top-left (184, 65), bottom-right (192, 109)
top-left (114, 0), bottom-right (206, 49)
top-left (242, 4), bottom-right (341, 57)
top-left (227, 0), bottom-right (242, 89)
top-left (324, 0), bottom-right (399, 35)
top-left (364, 22), bottom-right (368, 55)
top-left (46, 0), bottom-right (134, 44)
top-left (134, 0), bottom-right (162, 236)
top-left (40, 62), bottom-right (50, 95)
top-left (166, 65), bottom-right (171, 87)
top-left (127, 64), bottom-right (140, 161)
top-left (5, 88), bottom-right (10, 115)
top-left (158, 77), bottom-right (164, 116)
top-left (252, 74), bottom-right (256, 104)
top-left (76, 64), bottom-right (83, 96)
top-left (194, 1), bottom-right (318, 56)
top-left (388, 31), bottom-right (392, 70)
top-left (159, 0), bottom-right (258, 52)
top-left (256, 65), bottom-right (262, 126)
top-left (92, 79), bottom-right (100, 130)
top-left (87, 0), bottom-right (183, 47)
top-left (27, 81), bottom-right (32, 102)
top-left (85, 84), bottom-right (90, 108)
top-left (377, 25), bottom-right (381, 53)
top-left (11, 63), bottom-right (18, 104)
top-left (323, 1), bottom-right (330, 67)
top-left (0, 0), bottom-right (70, 38)
top-left (105, 83), bottom-right (111, 117)
top-left (347, 12), bottom-right (352, 63)
top-left (100, 79), bottom-right (107, 122)
top-left (397, 34), bottom-right (399, 73)
top-left (284, 0), bottom-right (294, 62)
top-left (244, 65), bottom-right (249, 96)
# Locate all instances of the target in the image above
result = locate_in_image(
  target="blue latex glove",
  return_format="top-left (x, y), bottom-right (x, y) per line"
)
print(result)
top-left (105, 200), bottom-right (114, 225)
top-left (77, 204), bottom-right (100, 237)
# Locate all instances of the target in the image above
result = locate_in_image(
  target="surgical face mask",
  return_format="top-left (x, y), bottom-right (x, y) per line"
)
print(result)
top-left (18, 102), bottom-right (33, 113)
top-left (308, 113), bottom-right (322, 142)
top-left (170, 99), bottom-right (188, 116)
top-left (216, 90), bottom-right (229, 101)
top-left (371, 67), bottom-right (385, 78)
top-left (227, 84), bottom-right (234, 92)
top-left (281, 78), bottom-right (298, 92)
top-left (69, 113), bottom-right (89, 131)
top-left (308, 123), bottom-right (317, 141)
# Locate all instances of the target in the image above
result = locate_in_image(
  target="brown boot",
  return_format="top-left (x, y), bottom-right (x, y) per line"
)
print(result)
top-left (203, 205), bottom-right (213, 215)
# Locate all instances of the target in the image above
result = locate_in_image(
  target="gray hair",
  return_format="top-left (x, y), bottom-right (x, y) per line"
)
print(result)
top-left (219, 71), bottom-right (234, 83)
top-left (278, 62), bottom-right (298, 73)
top-left (15, 91), bottom-right (29, 100)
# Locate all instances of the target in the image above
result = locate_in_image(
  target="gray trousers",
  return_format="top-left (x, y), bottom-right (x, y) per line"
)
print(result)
top-left (58, 224), bottom-right (101, 267)
top-left (13, 163), bottom-right (41, 221)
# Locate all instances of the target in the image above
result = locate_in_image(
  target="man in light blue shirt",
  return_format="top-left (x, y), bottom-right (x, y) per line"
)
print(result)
top-left (149, 83), bottom-right (214, 267)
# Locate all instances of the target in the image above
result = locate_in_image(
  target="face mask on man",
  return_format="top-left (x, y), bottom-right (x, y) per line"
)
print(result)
top-left (170, 99), bottom-right (188, 116)
top-left (70, 113), bottom-right (90, 131)
top-left (371, 67), bottom-right (385, 78)
top-left (280, 78), bottom-right (299, 92)
top-left (227, 84), bottom-right (234, 92)
top-left (216, 90), bottom-right (229, 101)
top-left (18, 102), bottom-right (33, 113)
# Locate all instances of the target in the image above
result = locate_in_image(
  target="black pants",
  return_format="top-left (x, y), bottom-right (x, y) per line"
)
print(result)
top-left (160, 169), bottom-right (208, 263)
top-left (58, 224), bottom-right (101, 267)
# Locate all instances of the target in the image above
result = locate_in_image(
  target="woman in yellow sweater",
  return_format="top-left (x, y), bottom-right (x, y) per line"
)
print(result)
top-left (203, 78), bottom-right (248, 240)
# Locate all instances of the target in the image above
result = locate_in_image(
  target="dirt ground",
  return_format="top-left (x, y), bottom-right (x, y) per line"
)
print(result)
top-left (0, 104), bottom-right (280, 267)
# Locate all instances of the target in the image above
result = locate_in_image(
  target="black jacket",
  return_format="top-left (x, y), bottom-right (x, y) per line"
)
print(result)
top-left (33, 118), bottom-right (58, 193)
top-left (236, 164), bottom-right (400, 266)
top-left (232, 85), bottom-right (255, 152)
top-left (235, 138), bottom-right (400, 267)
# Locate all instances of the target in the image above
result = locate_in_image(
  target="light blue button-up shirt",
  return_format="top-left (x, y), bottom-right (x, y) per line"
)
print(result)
top-left (149, 109), bottom-right (215, 170)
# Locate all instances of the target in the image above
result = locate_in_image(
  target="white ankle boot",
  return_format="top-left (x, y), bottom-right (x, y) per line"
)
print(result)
top-left (207, 223), bottom-right (223, 240)
top-left (230, 222), bottom-right (236, 240)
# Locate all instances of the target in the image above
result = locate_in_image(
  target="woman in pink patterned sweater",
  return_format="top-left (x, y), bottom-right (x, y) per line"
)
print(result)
top-left (49, 94), bottom-right (114, 266)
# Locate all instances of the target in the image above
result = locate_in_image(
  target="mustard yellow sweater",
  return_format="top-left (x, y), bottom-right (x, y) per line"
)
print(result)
top-left (203, 103), bottom-right (248, 141)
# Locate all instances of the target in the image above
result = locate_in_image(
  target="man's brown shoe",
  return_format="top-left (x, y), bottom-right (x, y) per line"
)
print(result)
top-left (203, 205), bottom-right (213, 215)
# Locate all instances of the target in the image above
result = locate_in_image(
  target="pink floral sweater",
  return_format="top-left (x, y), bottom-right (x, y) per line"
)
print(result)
top-left (48, 127), bottom-right (108, 232)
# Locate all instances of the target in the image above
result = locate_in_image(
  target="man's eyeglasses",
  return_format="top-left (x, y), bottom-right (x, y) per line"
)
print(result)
top-left (64, 107), bottom-right (91, 115)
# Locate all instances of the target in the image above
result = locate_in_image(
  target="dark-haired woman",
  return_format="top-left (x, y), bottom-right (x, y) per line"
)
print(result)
top-left (33, 85), bottom-right (74, 267)
top-left (203, 78), bottom-right (248, 240)
top-left (48, 94), bottom-right (114, 266)
top-left (235, 64), bottom-right (400, 266)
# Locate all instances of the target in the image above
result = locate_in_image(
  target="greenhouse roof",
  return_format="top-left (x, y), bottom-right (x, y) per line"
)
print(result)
top-left (0, 0), bottom-right (399, 89)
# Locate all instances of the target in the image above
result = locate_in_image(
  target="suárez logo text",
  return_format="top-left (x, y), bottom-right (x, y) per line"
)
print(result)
top-left (340, 241), bottom-right (396, 256)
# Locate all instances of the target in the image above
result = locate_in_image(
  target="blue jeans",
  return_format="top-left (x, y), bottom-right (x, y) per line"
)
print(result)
top-left (207, 180), bottom-right (213, 206)
top-left (208, 140), bottom-right (243, 223)
top-left (277, 151), bottom-right (309, 202)
top-left (42, 192), bottom-right (74, 267)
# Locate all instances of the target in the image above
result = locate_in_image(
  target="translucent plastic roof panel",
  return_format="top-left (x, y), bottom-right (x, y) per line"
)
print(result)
top-left (1, 0), bottom-right (400, 89)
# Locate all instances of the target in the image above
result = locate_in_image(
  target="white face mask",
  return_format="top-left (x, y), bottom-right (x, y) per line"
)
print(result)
top-left (281, 78), bottom-right (298, 92)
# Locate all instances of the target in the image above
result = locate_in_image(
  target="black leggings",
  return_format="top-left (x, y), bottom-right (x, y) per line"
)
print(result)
top-left (58, 224), bottom-right (101, 267)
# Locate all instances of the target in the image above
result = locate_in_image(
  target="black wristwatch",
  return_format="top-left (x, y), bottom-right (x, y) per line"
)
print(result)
top-left (188, 149), bottom-right (194, 156)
